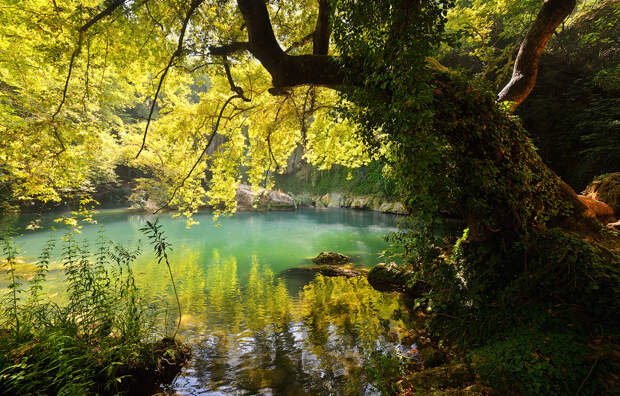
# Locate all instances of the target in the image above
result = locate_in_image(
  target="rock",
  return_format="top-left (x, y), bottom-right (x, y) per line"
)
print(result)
top-left (583, 173), bottom-right (620, 215)
top-left (367, 262), bottom-right (409, 292)
top-left (235, 184), bottom-right (295, 211)
top-left (312, 251), bottom-right (351, 265)
top-left (350, 196), bottom-right (368, 209)
top-left (405, 363), bottom-right (474, 390)
top-left (319, 192), bottom-right (344, 208)
top-left (390, 202), bottom-right (408, 215)
top-left (577, 195), bottom-right (616, 224)
top-left (281, 265), bottom-right (365, 278)
top-left (370, 197), bottom-right (383, 212)
top-left (319, 193), bottom-right (330, 207)
top-left (368, 262), bottom-right (427, 296)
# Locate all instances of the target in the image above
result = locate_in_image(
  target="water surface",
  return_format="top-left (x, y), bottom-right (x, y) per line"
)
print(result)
top-left (4, 208), bottom-right (415, 395)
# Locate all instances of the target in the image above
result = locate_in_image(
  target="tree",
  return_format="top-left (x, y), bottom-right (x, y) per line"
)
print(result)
top-left (1, 0), bottom-right (618, 387)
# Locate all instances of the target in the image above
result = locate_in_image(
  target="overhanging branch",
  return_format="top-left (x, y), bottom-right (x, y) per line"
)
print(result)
top-left (497, 0), bottom-right (576, 110)
top-left (236, 0), bottom-right (344, 91)
top-left (52, 0), bottom-right (126, 153)
top-left (136, 0), bottom-right (205, 159)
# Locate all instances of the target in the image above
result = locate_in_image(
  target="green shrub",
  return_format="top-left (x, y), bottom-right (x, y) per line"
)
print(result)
top-left (469, 330), bottom-right (610, 396)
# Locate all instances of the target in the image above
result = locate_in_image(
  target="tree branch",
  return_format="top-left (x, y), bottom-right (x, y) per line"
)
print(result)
top-left (209, 41), bottom-right (250, 56)
top-left (136, 0), bottom-right (204, 159)
top-left (222, 57), bottom-right (251, 101)
top-left (52, 0), bottom-right (126, 153)
top-left (312, 0), bottom-right (331, 55)
top-left (497, 0), bottom-right (576, 110)
top-left (155, 94), bottom-right (243, 213)
top-left (236, 0), bottom-right (344, 91)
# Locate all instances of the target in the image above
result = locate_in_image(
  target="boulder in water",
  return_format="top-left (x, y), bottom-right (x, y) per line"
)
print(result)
top-left (367, 262), bottom-right (428, 297)
top-left (367, 262), bottom-right (409, 292)
top-left (312, 251), bottom-right (351, 265)
top-left (235, 184), bottom-right (295, 211)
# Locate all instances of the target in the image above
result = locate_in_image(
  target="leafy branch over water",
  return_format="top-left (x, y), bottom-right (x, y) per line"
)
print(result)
top-left (140, 219), bottom-right (182, 339)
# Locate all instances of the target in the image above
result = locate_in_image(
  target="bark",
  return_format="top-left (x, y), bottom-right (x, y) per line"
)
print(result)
top-left (497, 0), bottom-right (577, 110)
top-left (235, 0), bottom-right (343, 91)
top-left (312, 0), bottom-right (331, 55)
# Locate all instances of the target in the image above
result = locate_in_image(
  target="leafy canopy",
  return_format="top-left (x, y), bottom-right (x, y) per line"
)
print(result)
top-left (0, 0), bottom-right (371, 221)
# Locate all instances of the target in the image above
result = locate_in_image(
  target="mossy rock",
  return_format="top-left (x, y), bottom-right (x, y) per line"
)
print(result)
top-left (312, 251), bottom-right (351, 265)
top-left (367, 262), bottom-right (428, 296)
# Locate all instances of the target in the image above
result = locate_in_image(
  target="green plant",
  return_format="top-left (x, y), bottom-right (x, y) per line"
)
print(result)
top-left (140, 219), bottom-right (182, 339)
top-left (0, 230), bottom-right (176, 395)
top-left (365, 349), bottom-right (406, 395)
top-left (0, 236), bottom-right (22, 338)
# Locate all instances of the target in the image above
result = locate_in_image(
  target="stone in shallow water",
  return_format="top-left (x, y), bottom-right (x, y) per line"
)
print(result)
top-left (311, 251), bottom-right (351, 265)
top-left (281, 265), bottom-right (365, 278)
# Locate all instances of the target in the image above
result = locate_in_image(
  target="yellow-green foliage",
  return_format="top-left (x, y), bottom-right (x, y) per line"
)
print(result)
top-left (0, 0), bottom-right (373, 224)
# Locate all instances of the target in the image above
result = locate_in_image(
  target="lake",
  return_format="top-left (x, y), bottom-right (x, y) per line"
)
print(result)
top-left (3, 208), bottom-right (416, 395)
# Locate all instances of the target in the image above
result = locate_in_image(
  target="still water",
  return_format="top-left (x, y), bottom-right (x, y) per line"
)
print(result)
top-left (5, 208), bottom-right (415, 395)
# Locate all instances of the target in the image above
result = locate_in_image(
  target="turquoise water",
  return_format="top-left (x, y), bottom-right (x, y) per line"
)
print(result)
top-left (9, 208), bottom-right (398, 274)
top-left (4, 208), bottom-right (415, 395)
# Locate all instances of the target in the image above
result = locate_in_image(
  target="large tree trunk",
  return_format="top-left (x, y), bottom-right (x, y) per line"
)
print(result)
top-left (430, 73), bottom-right (603, 242)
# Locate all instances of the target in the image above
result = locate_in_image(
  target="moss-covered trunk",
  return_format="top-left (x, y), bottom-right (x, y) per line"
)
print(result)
top-left (390, 72), bottom-right (619, 346)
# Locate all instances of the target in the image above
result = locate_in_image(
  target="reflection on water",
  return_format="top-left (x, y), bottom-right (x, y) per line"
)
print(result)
top-left (166, 253), bottom-right (413, 395)
top-left (4, 208), bottom-right (412, 395)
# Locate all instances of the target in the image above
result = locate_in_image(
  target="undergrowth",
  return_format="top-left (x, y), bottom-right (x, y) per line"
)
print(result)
top-left (389, 224), bottom-right (620, 395)
top-left (0, 225), bottom-right (188, 395)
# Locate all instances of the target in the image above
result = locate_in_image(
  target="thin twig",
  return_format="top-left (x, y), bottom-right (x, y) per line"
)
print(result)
top-left (136, 0), bottom-right (204, 159)
top-left (154, 94), bottom-right (242, 213)
top-left (52, 0), bottom-right (126, 153)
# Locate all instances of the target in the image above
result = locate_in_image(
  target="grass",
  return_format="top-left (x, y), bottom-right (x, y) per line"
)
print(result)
top-left (0, 226), bottom-right (189, 395)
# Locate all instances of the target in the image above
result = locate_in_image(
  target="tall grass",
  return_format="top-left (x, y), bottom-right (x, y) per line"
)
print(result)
top-left (0, 227), bottom-right (185, 395)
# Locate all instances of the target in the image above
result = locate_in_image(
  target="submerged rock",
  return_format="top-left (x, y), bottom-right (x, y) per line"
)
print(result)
top-left (281, 265), bottom-right (365, 278)
top-left (367, 262), bottom-right (428, 296)
top-left (312, 251), bottom-right (351, 265)
top-left (583, 173), bottom-right (620, 215)
top-left (235, 184), bottom-right (295, 211)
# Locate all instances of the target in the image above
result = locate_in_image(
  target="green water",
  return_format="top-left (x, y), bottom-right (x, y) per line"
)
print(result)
top-left (5, 208), bottom-right (416, 395)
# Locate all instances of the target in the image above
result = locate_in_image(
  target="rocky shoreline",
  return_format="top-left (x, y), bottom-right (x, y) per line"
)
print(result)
top-left (292, 191), bottom-right (408, 215)
top-left (130, 184), bottom-right (408, 216)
